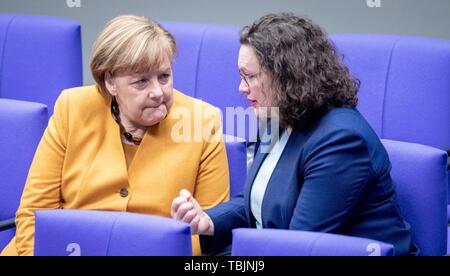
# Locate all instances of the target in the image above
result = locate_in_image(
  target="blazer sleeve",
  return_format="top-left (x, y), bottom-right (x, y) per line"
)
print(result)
top-left (201, 194), bottom-right (248, 254)
top-left (14, 91), bottom-right (69, 256)
top-left (289, 128), bottom-right (376, 232)
top-left (193, 108), bottom-right (230, 209)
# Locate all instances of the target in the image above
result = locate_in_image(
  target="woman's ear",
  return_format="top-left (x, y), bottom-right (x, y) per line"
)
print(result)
top-left (105, 72), bottom-right (117, 96)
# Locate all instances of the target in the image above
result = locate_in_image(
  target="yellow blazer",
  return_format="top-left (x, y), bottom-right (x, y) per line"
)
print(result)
top-left (1, 86), bottom-right (229, 256)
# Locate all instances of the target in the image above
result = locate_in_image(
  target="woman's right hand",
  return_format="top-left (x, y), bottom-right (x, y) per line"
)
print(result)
top-left (171, 189), bottom-right (214, 236)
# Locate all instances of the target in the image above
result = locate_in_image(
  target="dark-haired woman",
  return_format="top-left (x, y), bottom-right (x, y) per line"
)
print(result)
top-left (171, 13), bottom-right (418, 256)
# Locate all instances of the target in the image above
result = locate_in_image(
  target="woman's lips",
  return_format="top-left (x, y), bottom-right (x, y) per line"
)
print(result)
top-left (249, 100), bottom-right (257, 107)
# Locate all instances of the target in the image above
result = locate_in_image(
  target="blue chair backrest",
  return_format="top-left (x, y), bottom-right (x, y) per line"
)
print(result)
top-left (232, 228), bottom-right (395, 256)
top-left (34, 210), bottom-right (192, 256)
top-left (224, 135), bottom-right (247, 196)
top-left (0, 99), bottom-right (47, 251)
top-left (382, 139), bottom-right (448, 255)
top-left (0, 14), bottom-right (83, 117)
top-left (162, 22), bottom-right (257, 140)
top-left (331, 34), bottom-right (450, 151)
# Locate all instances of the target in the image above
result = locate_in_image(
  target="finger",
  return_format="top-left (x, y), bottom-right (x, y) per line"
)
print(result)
top-left (198, 214), bottom-right (213, 235)
top-left (175, 202), bottom-right (194, 221)
top-left (180, 189), bottom-right (192, 200)
top-left (182, 209), bottom-right (198, 224)
top-left (189, 197), bottom-right (203, 214)
top-left (190, 215), bottom-right (200, 235)
top-left (171, 196), bottom-right (187, 217)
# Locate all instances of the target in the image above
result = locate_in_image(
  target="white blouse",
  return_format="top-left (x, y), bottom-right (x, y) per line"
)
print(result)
top-left (250, 129), bottom-right (291, 229)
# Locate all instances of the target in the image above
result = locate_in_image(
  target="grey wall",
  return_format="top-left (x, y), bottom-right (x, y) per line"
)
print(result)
top-left (1, 0), bottom-right (449, 85)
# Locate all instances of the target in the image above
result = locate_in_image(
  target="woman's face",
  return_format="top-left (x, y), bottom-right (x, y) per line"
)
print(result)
top-left (105, 59), bottom-right (174, 127)
top-left (238, 44), bottom-right (272, 117)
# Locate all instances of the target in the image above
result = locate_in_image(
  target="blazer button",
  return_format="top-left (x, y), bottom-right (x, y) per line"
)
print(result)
top-left (119, 188), bottom-right (129, 198)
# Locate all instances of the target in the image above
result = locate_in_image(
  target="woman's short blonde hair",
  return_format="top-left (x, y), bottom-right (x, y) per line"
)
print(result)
top-left (91, 15), bottom-right (177, 97)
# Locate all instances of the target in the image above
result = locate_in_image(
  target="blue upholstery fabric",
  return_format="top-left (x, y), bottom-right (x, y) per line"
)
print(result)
top-left (331, 35), bottom-right (450, 151)
top-left (0, 99), bottom-right (47, 251)
top-left (0, 14), bottom-right (83, 116)
top-left (34, 210), bottom-right (192, 256)
top-left (224, 134), bottom-right (247, 197)
top-left (382, 139), bottom-right (447, 256)
top-left (232, 228), bottom-right (395, 256)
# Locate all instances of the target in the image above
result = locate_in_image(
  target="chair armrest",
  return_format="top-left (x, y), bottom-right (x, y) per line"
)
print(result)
top-left (232, 228), bottom-right (394, 256)
top-left (0, 218), bottom-right (16, 231)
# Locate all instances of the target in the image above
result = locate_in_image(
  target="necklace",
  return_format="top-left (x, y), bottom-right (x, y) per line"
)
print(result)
top-left (111, 97), bottom-right (142, 145)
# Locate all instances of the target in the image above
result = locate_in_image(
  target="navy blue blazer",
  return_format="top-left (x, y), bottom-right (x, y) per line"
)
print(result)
top-left (203, 108), bottom-right (418, 256)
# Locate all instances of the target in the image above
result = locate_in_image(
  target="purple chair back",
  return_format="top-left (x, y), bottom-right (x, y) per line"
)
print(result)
top-left (34, 210), bottom-right (192, 256)
top-left (232, 228), bottom-right (395, 256)
top-left (331, 35), bottom-right (450, 151)
top-left (0, 99), bottom-right (47, 251)
top-left (224, 135), bottom-right (247, 197)
top-left (0, 14), bottom-right (83, 116)
top-left (381, 139), bottom-right (448, 255)
top-left (162, 22), bottom-right (257, 140)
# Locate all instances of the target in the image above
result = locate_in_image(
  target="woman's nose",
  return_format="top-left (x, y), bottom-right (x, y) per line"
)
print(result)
top-left (148, 83), bottom-right (164, 99)
top-left (239, 79), bottom-right (249, 94)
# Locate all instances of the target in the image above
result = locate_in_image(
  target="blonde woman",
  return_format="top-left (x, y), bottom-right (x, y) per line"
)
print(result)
top-left (1, 15), bottom-right (229, 256)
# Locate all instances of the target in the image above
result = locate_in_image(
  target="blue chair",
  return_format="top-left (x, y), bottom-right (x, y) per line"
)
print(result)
top-left (0, 99), bottom-right (47, 251)
top-left (0, 14), bottom-right (83, 116)
top-left (34, 210), bottom-right (192, 256)
top-left (224, 134), bottom-right (247, 197)
top-left (330, 35), bottom-right (450, 151)
top-left (231, 139), bottom-right (447, 256)
top-left (162, 22), bottom-right (257, 141)
top-left (331, 35), bottom-right (450, 228)
top-left (232, 228), bottom-right (395, 256)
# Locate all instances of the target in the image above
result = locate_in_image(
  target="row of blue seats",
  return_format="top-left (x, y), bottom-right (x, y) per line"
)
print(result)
top-left (0, 14), bottom-right (448, 255)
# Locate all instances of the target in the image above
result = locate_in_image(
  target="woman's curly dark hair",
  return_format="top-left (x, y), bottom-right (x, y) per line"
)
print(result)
top-left (240, 13), bottom-right (359, 129)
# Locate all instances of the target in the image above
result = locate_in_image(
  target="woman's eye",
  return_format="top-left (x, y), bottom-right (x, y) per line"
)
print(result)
top-left (133, 78), bottom-right (148, 87)
top-left (159, 73), bottom-right (171, 83)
